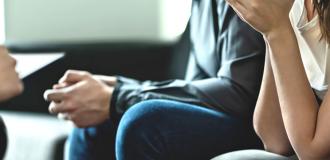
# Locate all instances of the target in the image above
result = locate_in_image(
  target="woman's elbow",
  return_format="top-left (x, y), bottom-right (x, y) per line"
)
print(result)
top-left (263, 143), bottom-right (294, 156)
top-left (253, 112), bottom-right (267, 140)
top-left (253, 117), bottom-right (293, 156)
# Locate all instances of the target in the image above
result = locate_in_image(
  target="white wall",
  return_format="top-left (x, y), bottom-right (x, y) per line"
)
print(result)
top-left (4, 0), bottom-right (191, 45)
top-left (160, 0), bottom-right (191, 42)
top-left (0, 0), bottom-right (4, 44)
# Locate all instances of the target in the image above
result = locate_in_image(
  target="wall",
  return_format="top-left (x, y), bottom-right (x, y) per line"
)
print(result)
top-left (0, 0), bottom-right (4, 44)
top-left (4, 0), bottom-right (191, 45)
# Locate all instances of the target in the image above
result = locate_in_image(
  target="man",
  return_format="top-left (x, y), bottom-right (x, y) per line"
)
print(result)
top-left (44, 0), bottom-right (265, 159)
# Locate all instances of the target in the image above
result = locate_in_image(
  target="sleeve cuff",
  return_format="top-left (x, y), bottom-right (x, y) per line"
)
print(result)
top-left (109, 81), bottom-right (123, 125)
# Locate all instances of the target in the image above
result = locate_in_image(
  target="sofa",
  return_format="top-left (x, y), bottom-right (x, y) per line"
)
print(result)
top-left (0, 111), bottom-right (72, 160)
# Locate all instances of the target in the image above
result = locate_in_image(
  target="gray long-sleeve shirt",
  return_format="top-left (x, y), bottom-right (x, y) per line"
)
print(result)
top-left (110, 0), bottom-right (265, 123)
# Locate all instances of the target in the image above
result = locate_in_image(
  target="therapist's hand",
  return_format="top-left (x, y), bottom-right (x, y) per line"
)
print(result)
top-left (226, 0), bottom-right (294, 37)
top-left (44, 70), bottom-right (115, 128)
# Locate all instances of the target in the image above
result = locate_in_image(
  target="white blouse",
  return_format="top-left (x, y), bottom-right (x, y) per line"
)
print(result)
top-left (289, 0), bottom-right (330, 100)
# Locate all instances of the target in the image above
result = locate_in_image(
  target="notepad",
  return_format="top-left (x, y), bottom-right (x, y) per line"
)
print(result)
top-left (12, 53), bottom-right (65, 78)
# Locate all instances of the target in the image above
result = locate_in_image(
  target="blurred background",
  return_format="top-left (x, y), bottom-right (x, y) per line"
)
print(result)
top-left (0, 0), bottom-right (192, 159)
top-left (0, 0), bottom-right (192, 112)
top-left (5, 0), bottom-right (191, 45)
top-left (0, 0), bottom-right (4, 43)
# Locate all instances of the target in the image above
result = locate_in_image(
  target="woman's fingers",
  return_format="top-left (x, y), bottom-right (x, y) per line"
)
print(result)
top-left (226, 0), bottom-right (248, 21)
top-left (226, 0), bottom-right (247, 6)
top-left (231, 5), bottom-right (246, 22)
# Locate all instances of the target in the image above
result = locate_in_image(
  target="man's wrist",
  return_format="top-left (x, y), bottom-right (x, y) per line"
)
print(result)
top-left (94, 75), bottom-right (118, 86)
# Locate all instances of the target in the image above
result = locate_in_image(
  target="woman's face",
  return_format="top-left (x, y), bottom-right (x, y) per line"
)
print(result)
top-left (0, 46), bottom-right (23, 101)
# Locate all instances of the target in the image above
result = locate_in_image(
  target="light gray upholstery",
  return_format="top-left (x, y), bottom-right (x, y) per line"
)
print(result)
top-left (0, 111), bottom-right (72, 160)
top-left (212, 150), bottom-right (298, 160)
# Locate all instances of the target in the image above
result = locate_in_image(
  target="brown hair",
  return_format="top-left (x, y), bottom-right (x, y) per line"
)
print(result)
top-left (314, 0), bottom-right (330, 43)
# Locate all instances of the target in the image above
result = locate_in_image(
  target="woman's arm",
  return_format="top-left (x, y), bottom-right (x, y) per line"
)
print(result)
top-left (266, 25), bottom-right (330, 159)
top-left (226, 0), bottom-right (330, 159)
top-left (253, 41), bottom-right (293, 156)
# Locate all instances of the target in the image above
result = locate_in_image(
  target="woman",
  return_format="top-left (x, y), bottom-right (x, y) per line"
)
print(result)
top-left (0, 46), bottom-right (24, 159)
top-left (0, 46), bottom-right (23, 101)
top-left (213, 0), bottom-right (330, 159)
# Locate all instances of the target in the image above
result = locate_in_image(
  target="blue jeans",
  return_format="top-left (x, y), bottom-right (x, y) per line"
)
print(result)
top-left (66, 99), bottom-right (262, 160)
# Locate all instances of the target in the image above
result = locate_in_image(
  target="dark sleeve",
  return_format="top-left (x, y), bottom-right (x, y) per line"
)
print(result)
top-left (110, 5), bottom-right (265, 123)
top-left (110, 77), bottom-right (209, 123)
top-left (190, 5), bottom-right (265, 119)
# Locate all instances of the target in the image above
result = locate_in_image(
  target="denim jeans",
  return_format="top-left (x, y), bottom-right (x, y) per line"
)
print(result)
top-left (66, 99), bottom-right (262, 160)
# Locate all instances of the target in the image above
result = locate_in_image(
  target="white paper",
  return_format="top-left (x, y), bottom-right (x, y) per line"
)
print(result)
top-left (12, 53), bottom-right (65, 78)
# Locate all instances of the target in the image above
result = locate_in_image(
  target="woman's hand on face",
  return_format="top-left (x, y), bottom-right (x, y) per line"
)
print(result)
top-left (0, 46), bottom-right (23, 101)
top-left (226, 0), bottom-right (294, 36)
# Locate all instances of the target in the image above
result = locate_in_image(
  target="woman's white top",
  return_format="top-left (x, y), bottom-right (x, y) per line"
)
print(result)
top-left (289, 0), bottom-right (330, 100)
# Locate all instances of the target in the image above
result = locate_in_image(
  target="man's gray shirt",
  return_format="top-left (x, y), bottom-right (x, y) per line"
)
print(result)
top-left (110, 0), bottom-right (265, 123)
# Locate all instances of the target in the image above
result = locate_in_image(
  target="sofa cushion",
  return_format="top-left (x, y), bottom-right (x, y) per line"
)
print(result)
top-left (0, 111), bottom-right (72, 160)
top-left (211, 150), bottom-right (298, 160)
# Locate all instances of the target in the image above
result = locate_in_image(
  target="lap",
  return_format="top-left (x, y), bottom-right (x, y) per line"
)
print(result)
top-left (116, 100), bottom-right (262, 159)
top-left (68, 99), bottom-right (262, 160)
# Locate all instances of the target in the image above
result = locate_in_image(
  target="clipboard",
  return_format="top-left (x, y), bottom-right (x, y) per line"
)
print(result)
top-left (12, 53), bottom-right (65, 78)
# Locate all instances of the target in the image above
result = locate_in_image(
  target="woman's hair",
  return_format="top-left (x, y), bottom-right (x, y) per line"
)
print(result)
top-left (314, 0), bottom-right (330, 43)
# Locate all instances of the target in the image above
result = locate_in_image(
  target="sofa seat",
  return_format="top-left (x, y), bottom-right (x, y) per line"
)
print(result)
top-left (0, 111), bottom-right (72, 160)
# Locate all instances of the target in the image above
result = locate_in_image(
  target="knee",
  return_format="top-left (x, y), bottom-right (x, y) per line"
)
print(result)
top-left (117, 100), bottom-right (166, 138)
top-left (116, 100), bottom-right (168, 149)
top-left (119, 100), bottom-right (171, 129)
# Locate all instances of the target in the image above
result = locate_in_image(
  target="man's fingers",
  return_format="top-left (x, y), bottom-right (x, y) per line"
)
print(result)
top-left (57, 113), bottom-right (71, 120)
top-left (59, 70), bottom-right (90, 84)
top-left (49, 102), bottom-right (60, 114)
top-left (53, 82), bottom-right (71, 89)
top-left (44, 89), bottom-right (67, 102)
top-left (48, 101), bottom-right (75, 114)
